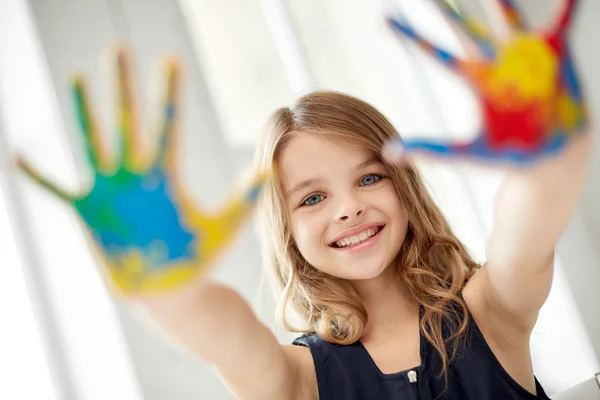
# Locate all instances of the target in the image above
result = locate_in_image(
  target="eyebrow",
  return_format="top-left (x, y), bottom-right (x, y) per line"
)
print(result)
top-left (285, 158), bottom-right (383, 198)
top-left (286, 178), bottom-right (322, 198)
top-left (355, 158), bottom-right (382, 171)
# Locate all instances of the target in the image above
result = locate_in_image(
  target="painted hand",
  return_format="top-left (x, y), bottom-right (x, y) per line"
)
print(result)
top-left (385, 0), bottom-right (587, 164)
top-left (16, 47), bottom-right (269, 295)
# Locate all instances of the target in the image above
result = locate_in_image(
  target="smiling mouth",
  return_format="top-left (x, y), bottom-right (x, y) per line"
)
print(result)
top-left (330, 225), bottom-right (384, 248)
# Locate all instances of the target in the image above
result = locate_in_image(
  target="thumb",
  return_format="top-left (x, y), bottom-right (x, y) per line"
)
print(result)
top-left (383, 136), bottom-right (467, 164)
top-left (213, 167), bottom-right (272, 232)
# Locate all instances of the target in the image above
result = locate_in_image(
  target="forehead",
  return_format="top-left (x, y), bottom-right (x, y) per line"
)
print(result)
top-left (277, 133), bottom-right (376, 188)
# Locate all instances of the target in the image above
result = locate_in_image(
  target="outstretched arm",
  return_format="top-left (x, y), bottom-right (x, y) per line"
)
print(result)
top-left (15, 46), bottom-right (314, 400)
top-left (467, 0), bottom-right (588, 330)
top-left (136, 281), bottom-right (315, 400)
top-left (481, 131), bottom-right (591, 330)
top-left (385, 0), bottom-right (590, 329)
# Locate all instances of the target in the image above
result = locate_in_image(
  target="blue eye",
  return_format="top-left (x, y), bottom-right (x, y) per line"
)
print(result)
top-left (302, 194), bottom-right (325, 206)
top-left (360, 174), bottom-right (382, 186)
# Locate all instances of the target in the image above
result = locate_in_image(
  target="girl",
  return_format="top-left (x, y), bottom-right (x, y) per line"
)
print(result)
top-left (15, 1), bottom-right (590, 398)
top-left (136, 86), bottom-right (589, 400)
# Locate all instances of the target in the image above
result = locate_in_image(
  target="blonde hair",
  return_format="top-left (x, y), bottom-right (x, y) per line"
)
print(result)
top-left (254, 90), bottom-right (480, 378)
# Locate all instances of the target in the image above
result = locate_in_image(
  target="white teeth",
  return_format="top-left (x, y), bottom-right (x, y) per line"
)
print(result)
top-left (335, 228), bottom-right (379, 248)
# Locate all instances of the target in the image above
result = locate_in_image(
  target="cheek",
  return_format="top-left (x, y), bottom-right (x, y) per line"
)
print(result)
top-left (378, 185), bottom-right (405, 215)
top-left (292, 222), bottom-right (310, 250)
top-left (380, 188), bottom-right (409, 232)
top-left (390, 197), bottom-right (407, 220)
top-left (290, 213), bottom-right (327, 260)
top-left (394, 207), bottom-right (408, 234)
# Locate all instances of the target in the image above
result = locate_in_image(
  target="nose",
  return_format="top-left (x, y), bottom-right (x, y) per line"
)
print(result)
top-left (335, 195), bottom-right (365, 222)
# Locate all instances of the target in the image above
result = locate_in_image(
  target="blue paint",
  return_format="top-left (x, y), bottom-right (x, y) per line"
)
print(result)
top-left (388, 16), bottom-right (459, 67)
top-left (560, 51), bottom-right (583, 100)
top-left (391, 129), bottom-right (570, 165)
top-left (76, 167), bottom-right (197, 270)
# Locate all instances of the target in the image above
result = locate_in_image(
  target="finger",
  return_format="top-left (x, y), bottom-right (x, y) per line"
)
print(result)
top-left (387, 16), bottom-right (466, 71)
top-left (496, 0), bottom-right (528, 31)
top-left (191, 168), bottom-right (271, 269)
top-left (155, 58), bottom-right (180, 170)
top-left (556, 55), bottom-right (588, 132)
top-left (15, 156), bottom-right (77, 202)
top-left (212, 168), bottom-right (271, 231)
top-left (227, 168), bottom-right (271, 211)
top-left (384, 134), bottom-right (570, 165)
top-left (115, 46), bottom-right (141, 169)
top-left (438, 0), bottom-right (496, 59)
top-left (556, 93), bottom-right (587, 134)
top-left (559, 51), bottom-right (585, 102)
top-left (383, 136), bottom-right (469, 163)
top-left (553, 0), bottom-right (578, 35)
top-left (550, 0), bottom-right (586, 131)
top-left (73, 77), bottom-right (108, 172)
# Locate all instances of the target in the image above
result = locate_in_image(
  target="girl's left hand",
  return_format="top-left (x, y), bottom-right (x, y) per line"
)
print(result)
top-left (383, 1), bottom-right (593, 330)
top-left (384, 0), bottom-right (589, 166)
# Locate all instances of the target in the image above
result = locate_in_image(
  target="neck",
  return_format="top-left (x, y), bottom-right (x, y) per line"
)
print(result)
top-left (352, 265), bottom-right (419, 341)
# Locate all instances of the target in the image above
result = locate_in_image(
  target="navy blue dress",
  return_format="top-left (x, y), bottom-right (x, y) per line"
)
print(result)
top-left (293, 307), bottom-right (550, 400)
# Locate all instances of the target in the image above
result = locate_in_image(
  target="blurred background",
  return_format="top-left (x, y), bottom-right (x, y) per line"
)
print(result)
top-left (0, 0), bottom-right (599, 398)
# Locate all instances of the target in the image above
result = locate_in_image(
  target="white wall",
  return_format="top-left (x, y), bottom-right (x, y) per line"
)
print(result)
top-left (0, 104), bottom-right (58, 400)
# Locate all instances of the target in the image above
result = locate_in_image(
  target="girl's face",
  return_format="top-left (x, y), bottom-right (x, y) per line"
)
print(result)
top-left (278, 133), bottom-right (408, 281)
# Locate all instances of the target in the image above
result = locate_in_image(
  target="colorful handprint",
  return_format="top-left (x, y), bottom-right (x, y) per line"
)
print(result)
top-left (386, 0), bottom-right (587, 164)
top-left (16, 46), bottom-right (269, 295)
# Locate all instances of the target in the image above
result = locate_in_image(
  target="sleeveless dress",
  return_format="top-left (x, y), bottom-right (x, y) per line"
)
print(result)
top-left (293, 306), bottom-right (550, 400)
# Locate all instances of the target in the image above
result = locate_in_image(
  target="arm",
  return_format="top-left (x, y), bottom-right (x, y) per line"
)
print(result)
top-left (468, 132), bottom-right (591, 331)
top-left (134, 281), bottom-right (317, 400)
top-left (385, 0), bottom-right (590, 332)
top-left (13, 47), bottom-right (317, 400)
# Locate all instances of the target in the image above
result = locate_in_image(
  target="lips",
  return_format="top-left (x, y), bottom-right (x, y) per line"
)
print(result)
top-left (329, 224), bottom-right (385, 248)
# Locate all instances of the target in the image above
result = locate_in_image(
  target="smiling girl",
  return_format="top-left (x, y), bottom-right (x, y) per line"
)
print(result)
top-left (16, 1), bottom-right (591, 398)
top-left (243, 88), bottom-right (589, 399)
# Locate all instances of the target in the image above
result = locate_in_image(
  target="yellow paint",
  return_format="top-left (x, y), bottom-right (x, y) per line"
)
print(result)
top-left (105, 249), bottom-right (199, 294)
top-left (95, 168), bottom-right (271, 295)
top-left (556, 90), bottom-right (584, 133)
top-left (484, 35), bottom-right (557, 107)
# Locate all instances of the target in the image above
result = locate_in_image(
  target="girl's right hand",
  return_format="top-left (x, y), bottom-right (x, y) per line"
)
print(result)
top-left (15, 44), bottom-right (270, 296)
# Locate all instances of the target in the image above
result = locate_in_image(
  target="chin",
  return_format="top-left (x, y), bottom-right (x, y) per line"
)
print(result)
top-left (306, 241), bottom-right (402, 281)
top-left (331, 250), bottom-right (400, 282)
top-left (337, 259), bottom-right (393, 281)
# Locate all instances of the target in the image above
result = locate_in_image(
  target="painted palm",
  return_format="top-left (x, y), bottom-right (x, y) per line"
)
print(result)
top-left (386, 0), bottom-right (587, 163)
top-left (16, 48), bottom-right (268, 295)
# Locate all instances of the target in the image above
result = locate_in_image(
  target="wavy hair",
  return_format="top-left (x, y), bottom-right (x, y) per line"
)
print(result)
top-left (254, 90), bottom-right (480, 379)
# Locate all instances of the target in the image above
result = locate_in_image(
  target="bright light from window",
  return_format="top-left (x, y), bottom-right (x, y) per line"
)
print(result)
top-left (0, 179), bottom-right (56, 399)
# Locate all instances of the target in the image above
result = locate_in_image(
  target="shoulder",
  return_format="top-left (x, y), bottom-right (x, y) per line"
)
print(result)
top-left (281, 338), bottom-right (319, 400)
top-left (462, 272), bottom-right (539, 394)
top-left (292, 334), bottom-right (357, 365)
top-left (288, 334), bottom-right (361, 400)
top-left (463, 266), bottom-right (534, 342)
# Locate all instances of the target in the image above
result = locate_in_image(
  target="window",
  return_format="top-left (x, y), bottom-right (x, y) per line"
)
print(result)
top-left (0, 0), bottom-right (143, 398)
